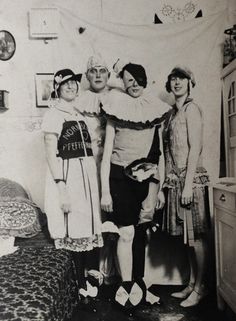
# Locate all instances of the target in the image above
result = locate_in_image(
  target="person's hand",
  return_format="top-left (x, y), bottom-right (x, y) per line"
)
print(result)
top-left (181, 184), bottom-right (193, 207)
top-left (156, 189), bottom-right (165, 210)
top-left (101, 192), bottom-right (113, 212)
top-left (58, 183), bottom-right (71, 213)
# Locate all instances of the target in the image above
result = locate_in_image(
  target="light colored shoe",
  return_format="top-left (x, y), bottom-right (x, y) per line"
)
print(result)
top-left (146, 290), bottom-right (161, 305)
top-left (79, 287), bottom-right (88, 298)
top-left (171, 284), bottom-right (194, 299)
top-left (87, 269), bottom-right (104, 286)
top-left (180, 287), bottom-right (208, 308)
top-left (86, 280), bottom-right (98, 298)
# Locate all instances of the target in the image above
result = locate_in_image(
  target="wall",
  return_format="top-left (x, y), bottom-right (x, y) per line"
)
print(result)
top-left (0, 0), bottom-right (103, 208)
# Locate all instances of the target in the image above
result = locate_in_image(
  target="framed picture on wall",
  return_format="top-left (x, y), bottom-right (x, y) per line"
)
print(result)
top-left (35, 73), bottom-right (54, 107)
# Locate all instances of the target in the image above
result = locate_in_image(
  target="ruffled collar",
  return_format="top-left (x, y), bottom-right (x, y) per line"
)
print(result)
top-left (74, 90), bottom-right (108, 115)
top-left (100, 88), bottom-right (171, 129)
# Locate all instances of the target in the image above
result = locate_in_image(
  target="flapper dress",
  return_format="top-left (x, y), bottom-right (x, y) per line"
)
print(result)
top-left (163, 99), bottom-right (210, 244)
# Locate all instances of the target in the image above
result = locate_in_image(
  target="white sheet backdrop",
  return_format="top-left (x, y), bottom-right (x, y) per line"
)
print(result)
top-left (51, 6), bottom-right (227, 183)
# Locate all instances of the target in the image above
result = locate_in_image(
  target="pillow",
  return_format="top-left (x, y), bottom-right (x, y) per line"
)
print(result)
top-left (0, 178), bottom-right (42, 238)
top-left (0, 178), bottom-right (29, 198)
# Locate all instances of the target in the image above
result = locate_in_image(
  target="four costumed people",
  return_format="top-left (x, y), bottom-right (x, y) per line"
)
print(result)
top-left (42, 54), bottom-right (210, 312)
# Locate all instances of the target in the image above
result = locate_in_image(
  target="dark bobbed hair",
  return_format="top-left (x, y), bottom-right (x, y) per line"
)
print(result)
top-left (165, 67), bottom-right (195, 94)
top-left (166, 73), bottom-right (193, 95)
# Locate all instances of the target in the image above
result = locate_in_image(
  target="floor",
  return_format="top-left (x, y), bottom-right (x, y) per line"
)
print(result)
top-left (70, 284), bottom-right (236, 321)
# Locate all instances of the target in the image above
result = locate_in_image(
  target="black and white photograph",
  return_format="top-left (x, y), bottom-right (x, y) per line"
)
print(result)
top-left (0, 1), bottom-right (236, 321)
top-left (35, 73), bottom-right (54, 107)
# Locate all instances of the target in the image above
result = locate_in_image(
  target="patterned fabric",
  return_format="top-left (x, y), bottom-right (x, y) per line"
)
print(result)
top-left (0, 197), bottom-right (41, 237)
top-left (0, 246), bottom-right (77, 321)
top-left (0, 177), bottom-right (42, 238)
top-left (156, 2), bottom-right (202, 23)
top-left (164, 167), bottom-right (209, 189)
top-left (162, 99), bottom-right (210, 241)
top-left (163, 167), bottom-right (211, 239)
top-left (55, 233), bottom-right (103, 252)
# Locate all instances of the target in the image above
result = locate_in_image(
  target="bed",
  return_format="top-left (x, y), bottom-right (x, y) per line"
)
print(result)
top-left (0, 227), bottom-right (78, 321)
top-left (0, 178), bottom-right (78, 321)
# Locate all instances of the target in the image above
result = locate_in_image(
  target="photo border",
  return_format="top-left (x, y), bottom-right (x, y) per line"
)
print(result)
top-left (35, 73), bottom-right (54, 107)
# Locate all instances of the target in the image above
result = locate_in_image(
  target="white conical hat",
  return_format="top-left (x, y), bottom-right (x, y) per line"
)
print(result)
top-left (87, 54), bottom-right (108, 71)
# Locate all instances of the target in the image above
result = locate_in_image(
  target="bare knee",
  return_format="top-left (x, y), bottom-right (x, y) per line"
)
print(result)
top-left (119, 225), bottom-right (134, 243)
top-left (193, 238), bottom-right (207, 250)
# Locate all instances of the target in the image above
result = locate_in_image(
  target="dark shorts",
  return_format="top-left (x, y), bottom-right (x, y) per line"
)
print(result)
top-left (109, 163), bottom-right (149, 227)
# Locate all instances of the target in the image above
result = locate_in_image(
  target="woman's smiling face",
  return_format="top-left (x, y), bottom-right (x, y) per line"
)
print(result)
top-left (170, 76), bottom-right (188, 97)
top-left (59, 80), bottom-right (78, 102)
top-left (123, 70), bottom-right (144, 98)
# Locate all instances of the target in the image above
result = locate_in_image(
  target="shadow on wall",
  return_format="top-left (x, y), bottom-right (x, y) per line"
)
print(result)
top-left (145, 210), bottom-right (216, 289)
top-left (145, 229), bottom-right (189, 285)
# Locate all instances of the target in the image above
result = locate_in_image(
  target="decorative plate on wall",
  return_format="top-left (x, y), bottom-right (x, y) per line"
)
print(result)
top-left (0, 30), bottom-right (16, 61)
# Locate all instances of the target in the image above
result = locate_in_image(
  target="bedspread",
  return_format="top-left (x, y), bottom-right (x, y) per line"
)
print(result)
top-left (0, 245), bottom-right (78, 321)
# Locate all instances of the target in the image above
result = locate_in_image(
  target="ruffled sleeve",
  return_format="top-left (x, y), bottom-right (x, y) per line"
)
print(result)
top-left (100, 88), bottom-right (171, 129)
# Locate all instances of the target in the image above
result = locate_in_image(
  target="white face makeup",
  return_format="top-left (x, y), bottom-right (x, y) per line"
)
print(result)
top-left (123, 70), bottom-right (144, 98)
top-left (170, 76), bottom-right (189, 97)
top-left (86, 66), bottom-right (109, 92)
top-left (59, 80), bottom-right (78, 102)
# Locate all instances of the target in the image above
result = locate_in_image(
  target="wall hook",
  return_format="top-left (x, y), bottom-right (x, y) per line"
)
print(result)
top-left (78, 27), bottom-right (86, 34)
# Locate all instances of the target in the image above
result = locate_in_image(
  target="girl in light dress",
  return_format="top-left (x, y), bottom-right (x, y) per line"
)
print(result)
top-left (42, 69), bottom-right (103, 306)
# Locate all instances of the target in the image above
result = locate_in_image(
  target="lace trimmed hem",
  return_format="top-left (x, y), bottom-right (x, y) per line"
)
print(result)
top-left (54, 234), bottom-right (104, 252)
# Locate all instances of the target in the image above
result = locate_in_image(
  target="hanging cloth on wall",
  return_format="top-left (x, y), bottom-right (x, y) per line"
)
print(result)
top-left (54, 5), bottom-right (227, 181)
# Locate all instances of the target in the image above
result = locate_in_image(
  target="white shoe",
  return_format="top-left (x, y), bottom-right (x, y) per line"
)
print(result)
top-left (79, 287), bottom-right (88, 297)
top-left (171, 284), bottom-right (193, 299)
top-left (86, 280), bottom-right (98, 298)
top-left (146, 290), bottom-right (161, 305)
top-left (180, 287), bottom-right (208, 307)
top-left (87, 269), bottom-right (104, 286)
